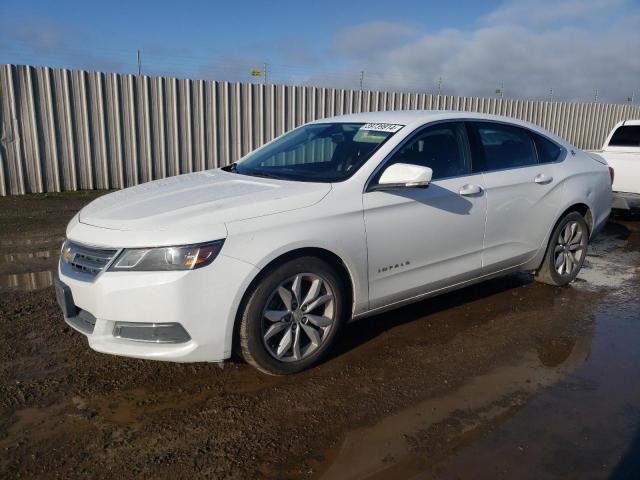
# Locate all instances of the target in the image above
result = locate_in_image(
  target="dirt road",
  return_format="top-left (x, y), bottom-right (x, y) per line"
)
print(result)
top-left (1, 193), bottom-right (639, 479)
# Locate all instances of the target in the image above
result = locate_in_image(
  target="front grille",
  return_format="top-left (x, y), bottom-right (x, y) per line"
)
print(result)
top-left (66, 241), bottom-right (118, 277)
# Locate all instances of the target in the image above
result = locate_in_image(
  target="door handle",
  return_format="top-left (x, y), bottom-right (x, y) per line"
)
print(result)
top-left (459, 184), bottom-right (482, 196)
top-left (534, 173), bottom-right (553, 185)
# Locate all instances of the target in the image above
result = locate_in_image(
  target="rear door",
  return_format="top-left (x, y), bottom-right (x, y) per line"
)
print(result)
top-left (469, 121), bottom-right (565, 272)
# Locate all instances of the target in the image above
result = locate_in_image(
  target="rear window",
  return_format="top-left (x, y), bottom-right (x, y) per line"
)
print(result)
top-left (532, 133), bottom-right (562, 163)
top-left (609, 125), bottom-right (640, 147)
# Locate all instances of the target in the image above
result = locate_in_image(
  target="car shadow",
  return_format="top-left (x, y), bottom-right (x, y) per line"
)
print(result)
top-left (382, 183), bottom-right (475, 215)
top-left (611, 209), bottom-right (640, 223)
top-left (604, 218), bottom-right (633, 237)
top-left (328, 271), bottom-right (534, 362)
top-left (324, 216), bottom-right (635, 365)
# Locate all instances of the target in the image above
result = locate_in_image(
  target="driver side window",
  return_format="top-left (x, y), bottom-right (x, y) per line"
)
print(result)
top-left (387, 122), bottom-right (472, 180)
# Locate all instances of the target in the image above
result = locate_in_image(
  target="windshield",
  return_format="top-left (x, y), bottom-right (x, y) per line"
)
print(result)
top-left (232, 122), bottom-right (401, 182)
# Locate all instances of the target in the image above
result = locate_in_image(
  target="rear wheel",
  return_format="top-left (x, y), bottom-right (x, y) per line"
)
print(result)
top-left (535, 211), bottom-right (589, 286)
top-left (238, 256), bottom-right (345, 375)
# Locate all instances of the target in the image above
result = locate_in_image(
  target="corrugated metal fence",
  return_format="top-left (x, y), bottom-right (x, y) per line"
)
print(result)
top-left (1, 64), bottom-right (639, 196)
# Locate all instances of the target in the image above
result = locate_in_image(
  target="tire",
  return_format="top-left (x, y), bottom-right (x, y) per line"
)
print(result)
top-left (535, 211), bottom-right (589, 286)
top-left (238, 256), bottom-right (346, 375)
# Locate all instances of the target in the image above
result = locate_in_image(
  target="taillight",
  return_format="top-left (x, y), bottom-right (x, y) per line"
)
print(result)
top-left (609, 166), bottom-right (615, 184)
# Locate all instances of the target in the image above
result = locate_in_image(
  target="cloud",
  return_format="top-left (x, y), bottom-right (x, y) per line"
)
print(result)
top-left (1, 16), bottom-right (128, 72)
top-left (11, 21), bottom-right (63, 53)
top-left (484, 0), bottom-right (624, 26)
top-left (272, 37), bottom-right (322, 66)
top-left (199, 55), bottom-right (266, 83)
top-left (308, 0), bottom-right (640, 102)
top-left (1, 2), bottom-right (637, 103)
top-left (331, 21), bottom-right (419, 58)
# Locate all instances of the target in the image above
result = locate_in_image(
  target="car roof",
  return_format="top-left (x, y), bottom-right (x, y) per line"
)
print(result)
top-left (621, 119), bottom-right (640, 126)
top-left (312, 110), bottom-right (568, 145)
top-left (313, 109), bottom-right (540, 130)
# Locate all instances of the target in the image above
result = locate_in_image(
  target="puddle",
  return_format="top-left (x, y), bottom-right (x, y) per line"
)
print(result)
top-left (0, 250), bottom-right (54, 263)
top-left (316, 330), bottom-right (593, 480)
top-left (426, 289), bottom-right (640, 480)
top-left (316, 220), bottom-right (640, 480)
top-left (0, 271), bottom-right (54, 291)
top-left (0, 236), bottom-right (64, 248)
top-left (0, 404), bottom-right (93, 453)
top-left (0, 235), bottom-right (61, 290)
top-left (576, 230), bottom-right (640, 290)
top-left (89, 387), bottom-right (214, 427)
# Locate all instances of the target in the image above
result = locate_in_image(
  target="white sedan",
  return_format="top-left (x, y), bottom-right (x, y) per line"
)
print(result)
top-left (55, 111), bottom-right (612, 374)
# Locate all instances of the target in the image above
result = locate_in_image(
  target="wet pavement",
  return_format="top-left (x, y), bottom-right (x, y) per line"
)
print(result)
top-left (0, 193), bottom-right (639, 479)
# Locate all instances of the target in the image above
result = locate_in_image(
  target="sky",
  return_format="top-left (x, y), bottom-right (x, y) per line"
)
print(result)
top-left (1, 0), bottom-right (639, 103)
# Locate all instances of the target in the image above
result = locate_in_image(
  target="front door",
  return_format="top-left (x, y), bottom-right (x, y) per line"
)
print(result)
top-left (363, 122), bottom-right (487, 310)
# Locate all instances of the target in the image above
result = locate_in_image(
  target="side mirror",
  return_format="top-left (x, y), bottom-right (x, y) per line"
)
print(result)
top-left (371, 163), bottom-right (433, 191)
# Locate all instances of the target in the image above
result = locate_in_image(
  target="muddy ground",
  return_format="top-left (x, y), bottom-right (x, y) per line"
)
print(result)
top-left (0, 193), bottom-right (639, 479)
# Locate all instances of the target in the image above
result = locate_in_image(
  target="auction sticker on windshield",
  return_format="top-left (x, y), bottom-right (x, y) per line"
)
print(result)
top-left (360, 123), bottom-right (404, 133)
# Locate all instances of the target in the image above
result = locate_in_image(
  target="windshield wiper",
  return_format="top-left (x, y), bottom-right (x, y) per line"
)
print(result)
top-left (222, 162), bottom-right (238, 173)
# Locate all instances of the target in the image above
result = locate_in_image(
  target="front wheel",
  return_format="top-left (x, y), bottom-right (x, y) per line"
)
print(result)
top-left (238, 256), bottom-right (346, 375)
top-left (535, 211), bottom-right (589, 286)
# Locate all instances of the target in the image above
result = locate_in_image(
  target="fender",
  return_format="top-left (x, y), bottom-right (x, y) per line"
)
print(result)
top-left (523, 174), bottom-right (604, 272)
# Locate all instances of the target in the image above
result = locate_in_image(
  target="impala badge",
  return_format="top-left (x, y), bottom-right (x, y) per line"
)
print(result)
top-left (378, 261), bottom-right (410, 274)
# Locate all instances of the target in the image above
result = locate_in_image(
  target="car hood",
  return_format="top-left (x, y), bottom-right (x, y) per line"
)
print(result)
top-left (78, 170), bottom-right (332, 233)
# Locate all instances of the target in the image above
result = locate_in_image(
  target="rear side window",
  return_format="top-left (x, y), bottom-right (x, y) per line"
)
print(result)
top-left (532, 132), bottom-right (562, 163)
top-left (386, 122), bottom-right (471, 179)
top-left (473, 122), bottom-right (537, 171)
top-left (609, 125), bottom-right (640, 147)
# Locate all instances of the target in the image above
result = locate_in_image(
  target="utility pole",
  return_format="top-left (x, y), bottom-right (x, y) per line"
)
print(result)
top-left (594, 88), bottom-right (599, 103)
top-left (438, 76), bottom-right (442, 96)
top-left (500, 81), bottom-right (504, 99)
top-left (263, 62), bottom-right (268, 85)
top-left (137, 49), bottom-right (141, 76)
top-left (359, 71), bottom-right (364, 91)
top-left (549, 87), bottom-right (554, 102)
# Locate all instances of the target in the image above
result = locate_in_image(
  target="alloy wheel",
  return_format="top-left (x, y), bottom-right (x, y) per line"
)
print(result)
top-left (261, 273), bottom-right (336, 362)
top-left (554, 221), bottom-right (586, 276)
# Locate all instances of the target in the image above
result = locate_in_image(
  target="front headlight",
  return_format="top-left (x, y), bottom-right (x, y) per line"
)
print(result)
top-left (108, 240), bottom-right (224, 272)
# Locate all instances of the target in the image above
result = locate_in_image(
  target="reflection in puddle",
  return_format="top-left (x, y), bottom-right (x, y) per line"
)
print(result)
top-left (0, 271), bottom-right (54, 291)
top-left (318, 221), bottom-right (640, 480)
top-left (0, 250), bottom-right (54, 263)
top-left (317, 330), bottom-right (593, 480)
top-left (428, 294), bottom-right (640, 480)
top-left (0, 236), bottom-right (64, 247)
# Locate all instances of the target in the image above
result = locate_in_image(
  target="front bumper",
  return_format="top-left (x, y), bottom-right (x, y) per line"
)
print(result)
top-left (612, 191), bottom-right (640, 210)
top-left (56, 254), bottom-right (259, 363)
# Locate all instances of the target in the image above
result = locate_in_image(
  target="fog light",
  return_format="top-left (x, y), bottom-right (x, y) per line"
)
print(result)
top-left (113, 322), bottom-right (191, 343)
